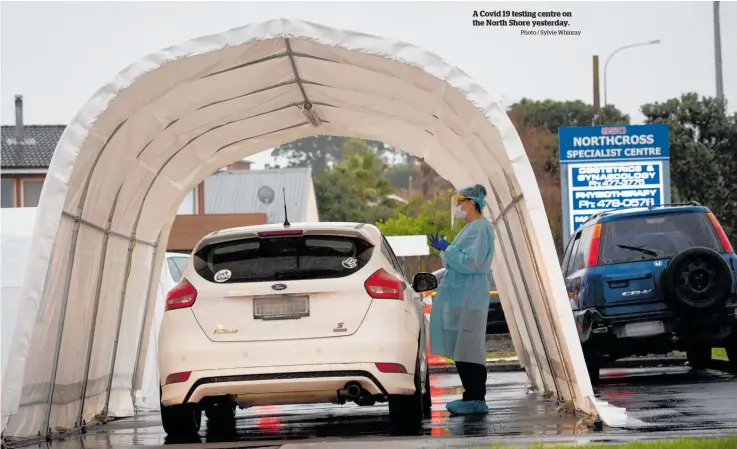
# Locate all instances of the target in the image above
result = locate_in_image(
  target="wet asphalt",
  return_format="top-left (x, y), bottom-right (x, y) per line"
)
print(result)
top-left (15, 366), bottom-right (737, 449)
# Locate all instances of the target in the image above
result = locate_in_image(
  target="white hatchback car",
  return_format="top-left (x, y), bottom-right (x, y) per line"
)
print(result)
top-left (158, 222), bottom-right (437, 436)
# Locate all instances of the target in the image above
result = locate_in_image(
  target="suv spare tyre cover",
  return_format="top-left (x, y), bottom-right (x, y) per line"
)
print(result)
top-left (661, 247), bottom-right (731, 310)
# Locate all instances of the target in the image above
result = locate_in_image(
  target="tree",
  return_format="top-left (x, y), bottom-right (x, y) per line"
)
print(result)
top-left (509, 99), bottom-right (631, 133)
top-left (314, 170), bottom-right (372, 222)
top-left (271, 135), bottom-right (396, 173)
top-left (641, 93), bottom-right (737, 237)
top-left (313, 138), bottom-right (403, 223)
top-left (378, 194), bottom-right (460, 253)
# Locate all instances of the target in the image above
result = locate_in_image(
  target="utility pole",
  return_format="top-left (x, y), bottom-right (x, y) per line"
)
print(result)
top-left (714, 1), bottom-right (724, 101)
top-left (592, 55), bottom-right (601, 125)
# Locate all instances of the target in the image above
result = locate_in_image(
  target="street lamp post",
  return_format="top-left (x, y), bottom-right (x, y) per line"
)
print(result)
top-left (603, 39), bottom-right (661, 106)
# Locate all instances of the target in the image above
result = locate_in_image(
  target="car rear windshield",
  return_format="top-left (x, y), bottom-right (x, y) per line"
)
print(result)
top-left (192, 234), bottom-right (374, 283)
top-left (600, 212), bottom-right (722, 265)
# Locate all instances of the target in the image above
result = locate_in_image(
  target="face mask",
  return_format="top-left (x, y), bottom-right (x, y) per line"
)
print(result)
top-left (454, 204), bottom-right (467, 220)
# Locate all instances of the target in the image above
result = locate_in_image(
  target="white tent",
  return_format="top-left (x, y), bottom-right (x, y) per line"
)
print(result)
top-left (1, 19), bottom-right (613, 440)
top-left (1, 208), bottom-right (178, 422)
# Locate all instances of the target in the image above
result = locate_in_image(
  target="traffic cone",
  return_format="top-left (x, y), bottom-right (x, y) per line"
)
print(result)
top-left (423, 291), bottom-right (449, 366)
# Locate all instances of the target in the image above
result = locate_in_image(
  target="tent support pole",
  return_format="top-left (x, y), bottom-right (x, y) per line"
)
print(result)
top-left (488, 183), bottom-right (560, 395)
top-left (506, 178), bottom-right (576, 401)
top-left (130, 242), bottom-right (159, 407)
top-left (61, 211), bottom-right (156, 247)
top-left (102, 235), bottom-right (137, 415)
top-left (42, 209), bottom-right (83, 437)
top-left (75, 191), bottom-right (122, 428)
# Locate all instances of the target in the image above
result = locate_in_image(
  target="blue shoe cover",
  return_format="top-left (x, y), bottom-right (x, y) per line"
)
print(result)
top-left (445, 399), bottom-right (464, 413)
top-left (448, 400), bottom-right (489, 415)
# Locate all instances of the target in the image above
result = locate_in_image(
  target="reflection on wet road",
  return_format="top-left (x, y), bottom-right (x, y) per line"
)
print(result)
top-left (598, 366), bottom-right (737, 435)
top-left (28, 366), bottom-right (737, 448)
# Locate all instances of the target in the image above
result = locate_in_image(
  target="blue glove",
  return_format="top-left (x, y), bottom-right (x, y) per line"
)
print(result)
top-left (428, 233), bottom-right (450, 252)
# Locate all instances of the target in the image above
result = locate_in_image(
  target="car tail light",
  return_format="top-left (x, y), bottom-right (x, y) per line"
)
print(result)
top-left (375, 363), bottom-right (407, 374)
top-left (364, 269), bottom-right (406, 300)
top-left (707, 212), bottom-right (734, 253)
top-left (166, 278), bottom-right (197, 311)
top-left (258, 229), bottom-right (304, 237)
top-left (586, 223), bottom-right (602, 267)
top-left (165, 371), bottom-right (191, 385)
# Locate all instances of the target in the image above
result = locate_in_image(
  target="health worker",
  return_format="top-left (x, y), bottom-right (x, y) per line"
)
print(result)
top-left (428, 184), bottom-right (496, 415)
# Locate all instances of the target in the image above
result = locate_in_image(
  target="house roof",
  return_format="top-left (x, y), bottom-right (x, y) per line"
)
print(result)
top-left (203, 167), bottom-right (315, 223)
top-left (1, 125), bottom-right (65, 170)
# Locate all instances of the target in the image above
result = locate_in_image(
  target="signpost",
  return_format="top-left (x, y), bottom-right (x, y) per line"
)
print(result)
top-left (559, 124), bottom-right (670, 247)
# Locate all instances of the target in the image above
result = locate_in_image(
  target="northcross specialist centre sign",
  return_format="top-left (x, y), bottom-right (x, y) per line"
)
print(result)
top-left (559, 124), bottom-right (670, 244)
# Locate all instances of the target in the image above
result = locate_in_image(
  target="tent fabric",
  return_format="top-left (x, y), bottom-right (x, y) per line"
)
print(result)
top-left (0, 209), bottom-right (179, 421)
top-left (1, 18), bottom-right (618, 439)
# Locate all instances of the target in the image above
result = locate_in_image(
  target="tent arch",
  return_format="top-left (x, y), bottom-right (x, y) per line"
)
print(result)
top-left (1, 18), bottom-right (603, 439)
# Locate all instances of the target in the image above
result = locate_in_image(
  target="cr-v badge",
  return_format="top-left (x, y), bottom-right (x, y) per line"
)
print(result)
top-left (271, 283), bottom-right (287, 291)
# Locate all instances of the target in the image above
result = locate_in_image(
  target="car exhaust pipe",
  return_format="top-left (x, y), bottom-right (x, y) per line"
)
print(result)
top-left (337, 381), bottom-right (362, 398)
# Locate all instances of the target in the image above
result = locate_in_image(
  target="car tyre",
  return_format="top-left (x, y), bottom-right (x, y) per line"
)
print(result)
top-left (422, 362), bottom-right (431, 418)
top-left (205, 401), bottom-right (236, 433)
top-left (586, 360), bottom-right (601, 386)
top-left (160, 401), bottom-right (201, 437)
top-left (686, 346), bottom-right (711, 370)
top-left (388, 356), bottom-right (425, 431)
top-left (724, 333), bottom-right (737, 374)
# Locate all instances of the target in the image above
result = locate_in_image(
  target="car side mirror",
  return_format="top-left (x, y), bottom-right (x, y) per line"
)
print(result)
top-left (411, 272), bottom-right (438, 293)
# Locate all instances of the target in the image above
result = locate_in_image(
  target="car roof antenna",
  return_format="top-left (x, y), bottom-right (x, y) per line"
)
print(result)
top-left (282, 188), bottom-right (291, 228)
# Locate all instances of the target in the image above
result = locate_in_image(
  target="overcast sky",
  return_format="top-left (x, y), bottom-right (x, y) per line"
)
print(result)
top-left (2, 1), bottom-right (735, 167)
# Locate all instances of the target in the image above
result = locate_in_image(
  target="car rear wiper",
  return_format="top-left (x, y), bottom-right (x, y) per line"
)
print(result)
top-left (615, 244), bottom-right (658, 257)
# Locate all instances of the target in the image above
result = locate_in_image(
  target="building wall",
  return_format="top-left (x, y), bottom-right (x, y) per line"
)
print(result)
top-left (1, 174), bottom-right (46, 208)
top-left (305, 180), bottom-right (320, 222)
top-left (166, 213), bottom-right (268, 252)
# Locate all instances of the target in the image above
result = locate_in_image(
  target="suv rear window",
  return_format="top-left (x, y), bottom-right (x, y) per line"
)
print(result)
top-left (192, 235), bottom-right (374, 283)
top-left (600, 212), bottom-right (722, 265)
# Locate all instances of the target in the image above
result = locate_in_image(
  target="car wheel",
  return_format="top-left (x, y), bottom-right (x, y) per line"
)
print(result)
top-left (160, 401), bottom-right (201, 437)
top-left (724, 333), bottom-right (737, 374)
top-left (205, 400), bottom-right (236, 433)
top-left (388, 356), bottom-right (425, 431)
top-left (586, 359), bottom-right (601, 386)
top-left (583, 348), bottom-right (601, 386)
top-left (422, 362), bottom-right (431, 418)
top-left (686, 346), bottom-right (711, 370)
top-left (661, 247), bottom-right (731, 311)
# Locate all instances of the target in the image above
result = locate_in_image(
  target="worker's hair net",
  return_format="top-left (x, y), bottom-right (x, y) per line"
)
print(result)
top-left (458, 184), bottom-right (488, 210)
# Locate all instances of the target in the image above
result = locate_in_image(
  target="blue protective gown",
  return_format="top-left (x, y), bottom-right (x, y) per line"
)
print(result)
top-left (429, 218), bottom-right (496, 365)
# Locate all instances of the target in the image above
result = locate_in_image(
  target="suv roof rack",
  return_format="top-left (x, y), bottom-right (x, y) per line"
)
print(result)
top-left (647, 201), bottom-right (702, 209)
top-left (580, 201), bottom-right (704, 226)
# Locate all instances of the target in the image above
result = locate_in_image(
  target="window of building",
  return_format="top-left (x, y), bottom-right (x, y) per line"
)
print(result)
top-left (1, 179), bottom-right (16, 208)
top-left (21, 180), bottom-right (44, 207)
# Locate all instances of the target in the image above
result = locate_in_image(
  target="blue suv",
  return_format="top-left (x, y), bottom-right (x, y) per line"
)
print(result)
top-left (562, 203), bottom-right (737, 383)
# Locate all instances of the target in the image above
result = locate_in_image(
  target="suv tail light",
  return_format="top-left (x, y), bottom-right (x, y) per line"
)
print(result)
top-left (707, 212), bottom-right (734, 253)
top-left (586, 223), bottom-right (603, 267)
top-left (166, 278), bottom-right (197, 311)
top-left (365, 269), bottom-right (405, 300)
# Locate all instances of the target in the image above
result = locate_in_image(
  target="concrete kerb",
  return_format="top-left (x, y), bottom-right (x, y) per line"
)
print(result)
top-left (428, 356), bottom-right (733, 374)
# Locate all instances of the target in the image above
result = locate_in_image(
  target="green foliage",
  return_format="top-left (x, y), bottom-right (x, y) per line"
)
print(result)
top-left (313, 138), bottom-right (402, 223)
top-left (377, 194), bottom-right (461, 253)
top-left (384, 164), bottom-right (415, 191)
top-left (510, 98), bottom-right (631, 132)
top-left (271, 135), bottom-right (394, 173)
top-left (641, 93), bottom-right (737, 238)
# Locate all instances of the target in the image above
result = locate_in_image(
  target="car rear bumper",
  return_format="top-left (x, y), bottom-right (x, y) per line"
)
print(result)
top-left (158, 307), bottom-right (422, 405)
top-left (575, 305), bottom-right (737, 354)
top-left (160, 363), bottom-right (415, 406)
